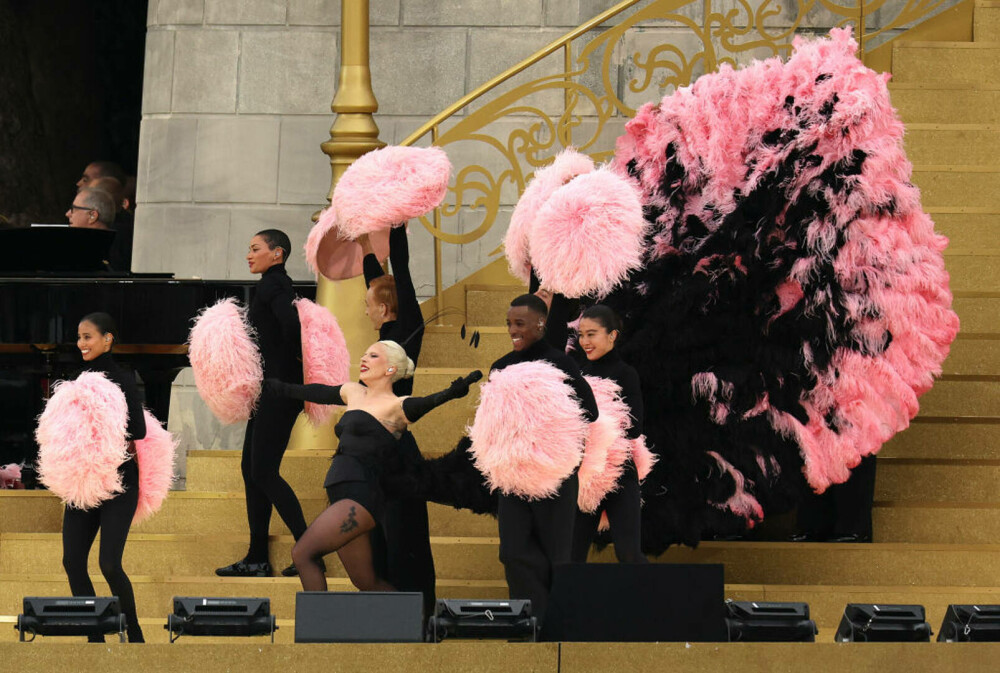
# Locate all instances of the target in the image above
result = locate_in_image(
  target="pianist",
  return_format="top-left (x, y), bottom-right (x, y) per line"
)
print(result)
top-left (65, 187), bottom-right (130, 272)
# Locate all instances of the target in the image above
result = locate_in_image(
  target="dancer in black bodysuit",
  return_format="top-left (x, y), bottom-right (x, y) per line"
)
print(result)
top-left (570, 305), bottom-right (648, 564)
top-left (268, 339), bottom-right (478, 593)
top-left (62, 312), bottom-right (146, 643)
top-left (358, 228), bottom-right (436, 612)
top-left (492, 294), bottom-right (599, 625)
top-left (217, 229), bottom-right (309, 578)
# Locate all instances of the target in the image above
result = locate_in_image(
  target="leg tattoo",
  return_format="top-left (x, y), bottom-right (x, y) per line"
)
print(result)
top-left (340, 506), bottom-right (359, 534)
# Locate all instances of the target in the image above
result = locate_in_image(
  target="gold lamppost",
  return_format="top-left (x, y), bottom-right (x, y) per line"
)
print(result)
top-left (289, 0), bottom-right (383, 450)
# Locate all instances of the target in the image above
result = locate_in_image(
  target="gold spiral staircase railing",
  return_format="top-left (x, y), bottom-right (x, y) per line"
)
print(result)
top-left (383, 0), bottom-right (954, 316)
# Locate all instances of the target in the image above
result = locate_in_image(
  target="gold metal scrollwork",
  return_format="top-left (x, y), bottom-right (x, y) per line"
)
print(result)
top-left (402, 0), bottom-right (951, 302)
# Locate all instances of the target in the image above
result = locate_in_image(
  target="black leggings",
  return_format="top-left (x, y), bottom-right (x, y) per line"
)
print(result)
top-left (62, 458), bottom-right (143, 642)
top-left (571, 460), bottom-right (647, 564)
top-left (242, 393), bottom-right (308, 562)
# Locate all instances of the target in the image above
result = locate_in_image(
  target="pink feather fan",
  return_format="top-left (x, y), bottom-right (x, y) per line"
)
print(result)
top-left (295, 298), bottom-right (351, 426)
top-left (577, 376), bottom-right (632, 514)
top-left (334, 145), bottom-right (452, 239)
top-left (506, 149), bottom-right (595, 284)
top-left (469, 361), bottom-right (588, 500)
top-left (304, 206), bottom-right (390, 281)
top-left (133, 410), bottom-right (177, 524)
top-left (530, 167), bottom-right (648, 298)
top-left (36, 372), bottom-right (130, 510)
top-left (188, 298), bottom-right (263, 425)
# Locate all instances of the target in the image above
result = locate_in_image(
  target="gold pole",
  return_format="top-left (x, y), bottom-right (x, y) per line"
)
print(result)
top-left (291, 0), bottom-right (383, 450)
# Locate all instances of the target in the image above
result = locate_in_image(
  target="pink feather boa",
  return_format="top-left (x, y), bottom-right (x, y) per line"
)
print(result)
top-left (530, 168), bottom-right (649, 298)
top-left (304, 206), bottom-right (390, 281)
top-left (133, 410), bottom-right (177, 523)
top-left (333, 145), bottom-right (452, 239)
top-left (36, 372), bottom-right (130, 509)
top-left (188, 298), bottom-right (263, 425)
top-left (506, 149), bottom-right (595, 284)
top-left (295, 298), bottom-right (350, 426)
top-left (577, 376), bottom-right (632, 514)
top-left (469, 361), bottom-right (588, 500)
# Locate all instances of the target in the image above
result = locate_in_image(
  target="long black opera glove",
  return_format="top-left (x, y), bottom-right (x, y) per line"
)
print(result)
top-left (402, 371), bottom-right (482, 423)
top-left (265, 379), bottom-right (345, 405)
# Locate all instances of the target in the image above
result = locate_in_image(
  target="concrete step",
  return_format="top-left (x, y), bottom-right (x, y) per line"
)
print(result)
top-left (893, 42), bottom-right (1000, 86)
top-left (905, 124), bottom-right (1000, 166)
top-left (882, 418), bottom-right (1000, 460)
top-left (976, 0), bottom-right (1000, 41)
top-left (465, 285), bottom-right (525, 326)
top-left (890, 83), bottom-right (1000, 124)
top-left (0, 533), bottom-right (504, 580)
top-left (912, 167), bottom-right (1000, 209)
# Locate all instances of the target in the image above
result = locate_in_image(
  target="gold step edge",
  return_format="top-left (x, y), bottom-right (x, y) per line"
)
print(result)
top-left (464, 283), bottom-right (527, 292)
top-left (0, 532), bottom-right (501, 544)
top-left (895, 40), bottom-right (1000, 48)
top-left (908, 123), bottom-right (1000, 130)
top-left (0, 574), bottom-right (507, 587)
top-left (874, 500), bottom-right (1000, 509)
top-left (891, 82), bottom-right (1000, 90)
top-left (913, 165), bottom-right (1000, 171)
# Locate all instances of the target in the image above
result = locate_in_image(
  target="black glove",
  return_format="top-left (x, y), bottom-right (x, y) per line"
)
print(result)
top-left (402, 370), bottom-right (482, 423)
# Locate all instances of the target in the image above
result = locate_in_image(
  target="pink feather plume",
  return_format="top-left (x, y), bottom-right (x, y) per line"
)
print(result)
top-left (469, 361), bottom-right (588, 500)
top-left (188, 298), bottom-right (263, 425)
top-left (630, 435), bottom-right (658, 481)
top-left (506, 149), bottom-right (595, 284)
top-left (577, 376), bottom-right (633, 514)
top-left (295, 298), bottom-right (351, 426)
top-left (530, 167), bottom-right (649, 298)
top-left (333, 145), bottom-right (452, 239)
top-left (133, 410), bottom-right (177, 524)
top-left (36, 372), bottom-right (130, 510)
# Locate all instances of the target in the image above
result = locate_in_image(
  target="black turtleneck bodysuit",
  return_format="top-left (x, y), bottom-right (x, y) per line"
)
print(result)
top-left (249, 263), bottom-right (303, 383)
top-left (78, 351), bottom-right (147, 440)
top-left (489, 339), bottom-right (599, 422)
top-left (580, 348), bottom-right (643, 439)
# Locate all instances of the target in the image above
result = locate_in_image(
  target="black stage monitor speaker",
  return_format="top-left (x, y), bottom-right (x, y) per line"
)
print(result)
top-left (16, 596), bottom-right (125, 642)
top-left (165, 597), bottom-right (276, 642)
top-left (429, 599), bottom-right (537, 642)
top-left (725, 600), bottom-right (818, 642)
top-left (835, 604), bottom-right (932, 642)
top-left (295, 592), bottom-right (424, 643)
top-left (937, 604), bottom-right (1000, 642)
top-left (540, 563), bottom-right (726, 642)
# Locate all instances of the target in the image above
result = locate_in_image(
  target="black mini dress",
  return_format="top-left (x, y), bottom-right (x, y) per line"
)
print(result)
top-left (323, 410), bottom-right (399, 523)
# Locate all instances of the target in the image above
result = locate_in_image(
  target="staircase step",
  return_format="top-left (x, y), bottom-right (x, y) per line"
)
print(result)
top-left (874, 503), bottom-right (1000, 543)
top-left (890, 84), bottom-right (1000, 124)
top-left (943, 253), bottom-right (1000, 291)
top-left (0, 533), bottom-right (504, 580)
top-left (876, 460), bottom-right (1000, 503)
top-left (976, 0), bottom-right (1000, 41)
top-left (906, 125), bottom-right (1000, 166)
top-left (882, 418), bottom-right (1000, 460)
top-left (893, 42), bottom-right (1000, 86)
top-left (933, 215), bottom-right (1000, 259)
top-left (465, 285), bottom-right (525, 326)
top-left (940, 337), bottom-right (1000, 375)
top-left (0, 574), bottom-right (508, 620)
top-left (420, 327), bottom-right (510, 368)
top-left (917, 379), bottom-right (1000, 416)
top-left (0, 491), bottom-right (497, 537)
top-left (912, 167), bottom-right (1000, 209)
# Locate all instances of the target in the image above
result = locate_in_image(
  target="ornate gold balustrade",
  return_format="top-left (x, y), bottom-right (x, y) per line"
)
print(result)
top-left (389, 0), bottom-right (953, 316)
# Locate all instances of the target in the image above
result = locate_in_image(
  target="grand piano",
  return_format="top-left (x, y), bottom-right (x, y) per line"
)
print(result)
top-left (0, 227), bottom-right (316, 466)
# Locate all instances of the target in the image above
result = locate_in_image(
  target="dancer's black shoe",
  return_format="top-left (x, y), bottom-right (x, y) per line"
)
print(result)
top-left (281, 558), bottom-right (326, 577)
top-left (215, 559), bottom-right (272, 577)
top-left (828, 533), bottom-right (872, 543)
